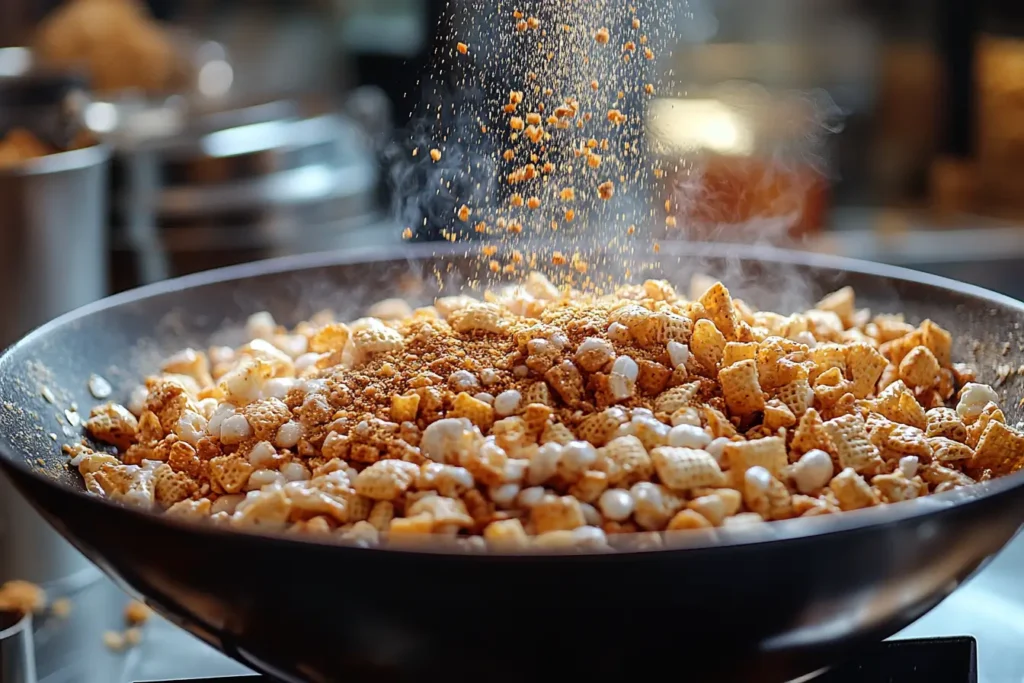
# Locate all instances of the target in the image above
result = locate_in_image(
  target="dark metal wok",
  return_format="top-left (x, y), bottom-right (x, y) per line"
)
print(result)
top-left (2, 243), bottom-right (1024, 683)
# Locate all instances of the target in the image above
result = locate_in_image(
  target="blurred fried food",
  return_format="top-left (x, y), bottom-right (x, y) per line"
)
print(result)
top-left (34, 0), bottom-right (184, 95)
top-left (0, 128), bottom-right (54, 167)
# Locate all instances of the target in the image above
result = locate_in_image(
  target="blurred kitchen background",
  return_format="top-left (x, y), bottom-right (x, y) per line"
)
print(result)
top-left (1, 0), bottom-right (1024, 298)
top-left (4, 1), bottom-right (1024, 681)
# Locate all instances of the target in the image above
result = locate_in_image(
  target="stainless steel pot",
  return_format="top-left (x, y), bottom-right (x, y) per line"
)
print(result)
top-left (0, 144), bottom-right (110, 588)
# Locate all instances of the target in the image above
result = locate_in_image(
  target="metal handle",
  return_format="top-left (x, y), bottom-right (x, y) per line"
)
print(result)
top-left (0, 612), bottom-right (36, 683)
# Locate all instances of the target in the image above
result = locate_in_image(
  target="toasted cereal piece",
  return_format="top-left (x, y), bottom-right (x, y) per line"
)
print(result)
top-left (532, 494), bottom-right (586, 533)
top-left (407, 495), bottom-right (475, 530)
top-left (232, 487), bottom-right (292, 528)
top-left (450, 392), bottom-right (495, 431)
top-left (523, 381), bottom-right (553, 407)
top-left (815, 286), bottom-right (855, 325)
top-left (763, 399), bottom-right (796, 431)
top-left (650, 447), bottom-right (726, 491)
top-left (389, 512), bottom-right (435, 535)
top-left (925, 407), bottom-right (967, 442)
top-left (846, 343), bottom-right (888, 399)
top-left (353, 460), bottom-right (419, 500)
top-left (743, 466), bottom-right (794, 520)
top-left (598, 435), bottom-right (654, 486)
top-left (208, 455), bottom-right (254, 494)
top-left (630, 482), bottom-right (685, 530)
top-left (828, 468), bottom-right (879, 510)
top-left (242, 398), bottom-right (291, 442)
top-left (810, 344), bottom-right (847, 383)
top-left (576, 408), bottom-right (629, 447)
top-left (971, 421), bottom-right (1024, 474)
top-left (448, 303), bottom-right (508, 335)
top-left (569, 470), bottom-right (609, 503)
top-left (775, 377), bottom-right (813, 417)
top-left (484, 518), bottom-right (530, 548)
top-left (636, 359), bottom-right (672, 396)
top-left (920, 462), bottom-right (975, 490)
top-left (722, 342), bottom-right (757, 368)
top-left (702, 407), bottom-right (738, 438)
top-left (884, 424), bottom-right (932, 457)
top-left (698, 282), bottom-right (740, 340)
top-left (666, 509), bottom-right (713, 531)
top-left (368, 500), bottom-right (395, 531)
top-left (874, 381), bottom-right (927, 429)
top-left (153, 464), bottom-right (197, 508)
top-left (541, 421), bottom-right (575, 445)
top-left (460, 438), bottom-right (509, 487)
top-left (690, 319), bottom-right (727, 372)
top-left (871, 472), bottom-right (924, 503)
top-left (919, 320), bottom-right (952, 368)
top-left (545, 360), bottom-right (586, 406)
top-left (309, 323), bottom-right (351, 353)
top-left (718, 359), bottom-right (765, 417)
top-left (575, 337), bottom-right (616, 372)
top-left (881, 329), bottom-right (924, 367)
top-left (124, 600), bottom-right (151, 626)
top-left (165, 498), bottom-right (212, 519)
top-left (686, 489), bottom-right (741, 526)
top-left (928, 437), bottom-right (974, 464)
top-left (654, 382), bottom-right (700, 415)
top-left (899, 346), bottom-right (940, 390)
top-left (724, 436), bottom-right (788, 482)
top-left (84, 403), bottom-right (139, 451)
top-left (822, 414), bottom-right (884, 475)
top-left (391, 393), bottom-right (421, 423)
top-left (722, 512), bottom-right (766, 528)
top-left (966, 402), bottom-right (1005, 448)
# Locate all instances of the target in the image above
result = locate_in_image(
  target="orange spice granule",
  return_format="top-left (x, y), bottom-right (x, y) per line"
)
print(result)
top-left (640, 34), bottom-right (648, 44)
top-left (527, 16), bottom-right (540, 29)
top-left (666, 216), bottom-right (677, 227)
top-left (510, 193), bottom-right (524, 207)
top-left (457, 42), bottom-right (469, 54)
top-left (525, 125), bottom-right (544, 143)
top-left (587, 154), bottom-right (602, 168)
top-left (564, 209), bottom-right (575, 222)
top-left (401, 228), bottom-right (413, 239)
top-left (522, 164), bottom-right (537, 180)
top-left (590, 80), bottom-right (599, 91)
top-left (644, 84), bottom-right (654, 95)
top-left (503, 103), bottom-right (518, 114)
top-left (516, 20), bottom-right (528, 31)
top-left (503, 149), bottom-right (515, 161)
top-left (457, 204), bottom-right (472, 222)
top-left (626, 224), bottom-right (636, 234)
top-left (526, 112), bottom-right (541, 125)
top-left (526, 196), bottom-right (541, 210)
top-left (510, 91), bottom-right (524, 104)
top-left (653, 242), bottom-right (661, 253)
top-left (507, 220), bottom-right (523, 233)
top-left (595, 27), bottom-right (610, 44)
top-left (632, 17), bottom-right (641, 29)
top-left (503, 263), bottom-right (516, 274)
top-left (429, 149), bottom-right (442, 162)
top-left (513, 9), bottom-right (523, 18)
top-left (510, 117), bottom-right (525, 131)
top-left (474, 221), bottom-right (487, 233)
top-left (598, 180), bottom-right (615, 199)
top-left (653, 168), bottom-right (664, 178)
top-left (542, 162), bottom-right (555, 174)
top-left (482, 244), bottom-right (498, 256)
top-left (560, 187), bottom-right (576, 201)
top-left (623, 41), bottom-right (636, 52)
top-left (551, 251), bottom-right (567, 265)
top-left (644, 47), bottom-right (654, 60)
top-left (623, 53), bottom-right (631, 63)
top-left (489, 259), bottom-right (501, 272)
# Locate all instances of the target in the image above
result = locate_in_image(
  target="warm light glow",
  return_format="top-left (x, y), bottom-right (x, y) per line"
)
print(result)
top-left (646, 98), bottom-right (755, 156)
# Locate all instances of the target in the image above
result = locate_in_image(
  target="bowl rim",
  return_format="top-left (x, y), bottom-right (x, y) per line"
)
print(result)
top-left (2, 241), bottom-right (1024, 559)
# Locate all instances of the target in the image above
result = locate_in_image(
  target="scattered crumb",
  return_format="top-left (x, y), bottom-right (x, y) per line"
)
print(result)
top-left (50, 597), bottom-right (73, 618)
top-left (103, 630), bottom-right (126, 651)
top-left (0, 580), bottom-right (47, 614)
top-left (88, 374), bottom-right (112, 399)
top-left (124, 627), bottom-right (143, 647)
top-left (124, 600), bottom-right (151, 626)
top-left (429, 149), bottom-right (442, 162)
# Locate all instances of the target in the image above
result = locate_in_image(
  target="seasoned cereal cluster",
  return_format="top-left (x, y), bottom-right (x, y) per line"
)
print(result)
top-left (73, 274), bottom-right (1024, 551)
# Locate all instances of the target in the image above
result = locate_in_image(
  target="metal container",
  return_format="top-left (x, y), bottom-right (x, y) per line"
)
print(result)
top-left (0, 611), bottom-right (35, 683)
top-left (0, 144), bottom-right (110, 589)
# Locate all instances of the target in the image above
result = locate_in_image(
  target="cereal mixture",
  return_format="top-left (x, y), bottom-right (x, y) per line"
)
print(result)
top-left (0, 580), bottom-right (46, 615)
top-left (72, 274), bottom-right (1024, 551)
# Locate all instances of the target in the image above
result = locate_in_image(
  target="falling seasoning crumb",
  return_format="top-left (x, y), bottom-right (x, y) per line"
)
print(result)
top-left (564, 209), bottom-right (575, 222)
top-left (50, 597), bottom-right (72, 618)
top-left (0, 580), bottom-right (46, 614)
top-left (587, 154), bottom-right (602, 168)
top-left (457, 204), bottom-right (472, 222)
top-left (474, 221), bottom-right (487, 233)
top-left (595, 27), bottom-right (610, 44)
top-left (632, 17), bottom-right (641, 29)
top-left (510, 194), bottom-right (524, 207)
top-left (666, 216), bottom-right (678, 227)
top-left (482, 245), bottom-right (498, 257)
top-left (644, 84), bottom-right (654, 95)
top-left (41, 386), bottom-right (56, 404)
top-left (552, 252), bottom-right (567, 265)
top-left (429, 149), bottom-right (442, 162)
top-left (644, 47), bottom-right (654, 60)
top-left (103, 631), bottom-right (126, 651)
top-left (124, 600), bottom-right (152, 626)
top-left (598, 181), bottom-right (615, 199)
top-left (124, 627), bottom-right (143, 647)
top-left (402, 228), bottom-right (413, 239)
top-left (457, 42), bottom-right (469, 54)
top-left (510, 117), bottom-right (525, 131)
top-left (527, 196), bottom-right (541, 209)
top-left (560, 187), bottom-right (576, 201)
top-left (627, 224), bottom-right (636, 234)
top-left (527, 16), bottom-right (540, 29)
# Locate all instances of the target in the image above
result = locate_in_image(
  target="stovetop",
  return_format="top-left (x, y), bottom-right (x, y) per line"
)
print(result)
top-left (19, 532), bottom-right (1024, 683)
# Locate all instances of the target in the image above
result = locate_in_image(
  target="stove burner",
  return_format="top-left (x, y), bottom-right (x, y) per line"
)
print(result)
top-left (139, 636), bottom-right (978, 683)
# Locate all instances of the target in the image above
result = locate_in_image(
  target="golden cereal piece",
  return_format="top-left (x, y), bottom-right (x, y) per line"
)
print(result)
top-left (846, 343), bottom-right (888, 399)
top-left (719, 359), bottom-right (765, 417)
top-left (899, 346), bottom-right (941, 390)
top-left (368, 500), bottom-right (395, 531)
top-left (650, 447), bottom-right (725, 491)
top-left (691, 319), bottom-right (726, 372)
top-left (872, 473), bottom-right (926, 504)
top-left (599, 435), bottom-right (654, 486)
top-left (722, 342), bottom-right (757, 367)
top-left (577, 408), bottom-right (629, 447)
top-left (484, 518), bottom-right (530, 548)
top-left (451, 392), bottom-right (495, 431)
top-left (698, 282), bottom-right (740, 341)
top-left (815, 286), bottom-right (855, 326)
top-left (972, 421), bottom-right (1024, 474)
top-left (407, 495), bottom-right (474, 530)
top-left (309, 323), bottom-right (351, 353)
top-left (763, 399), bottom-right (796, 431)
top-left (85, 403), bottom-right (139, 451)
top-left (775, 377), bottom-right (813, 417)
top-left (654, 382), bottom-right (700, 415)
top-left (209, 455), bottom-right (254, 494)
top-left (569, 470), bottom-right (609, 503)
top-left (829, 468), bottom-right (879, 510)
top-left (724, 436), bottom-right (788, 482)
top-left (822, 414), bottom-right (884, 475)
top-left (390, 393), bottom-right (421, 423)
top-left (920, 320), bottom-right (952, 368)
top-left (390, 512), bottom-right (435, 535)
top-left (666, 509), bottom-right (712, 531)
top-left (925, 407), bottom-right (967, 442)
top-left (353, 460), bottom-right (419, 501)
top-left (928, 437), bottom-right (974, 464)
top-left (532, 495), bottom-right (586, 533)
top-left (153, 463), bottom-right (197, 509)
